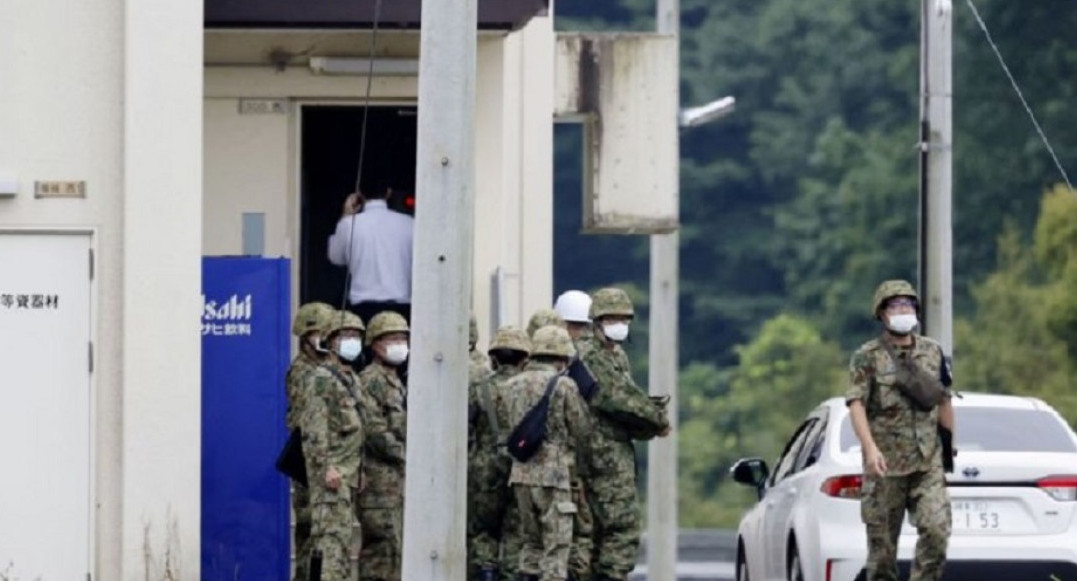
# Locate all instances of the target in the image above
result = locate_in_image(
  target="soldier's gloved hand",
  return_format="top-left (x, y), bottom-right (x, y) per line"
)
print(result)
top-left (864, 445), bottom-right (888, 477)
top-left (325, 466), bottom-right (342, 491)
top-left (658, 424), bottom-right (672, 438)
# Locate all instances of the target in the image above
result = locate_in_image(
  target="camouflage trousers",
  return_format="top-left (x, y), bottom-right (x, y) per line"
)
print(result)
top-left (587, 471), bottom-right (640, 580)
top-left (467, 471), bottom-right (517, 576)
top-left (358, 504), bottom-right (403, 581)
top-left (293, 483), bottom-right (313, 581)
top-left (309, 486), bottom-right (359, 581)
top-left (514, 484), bottom-right (576, 581)
top-left (568, 480), bottom-right (594, 581)
top-left (861, 468), bottom-right (951, 581)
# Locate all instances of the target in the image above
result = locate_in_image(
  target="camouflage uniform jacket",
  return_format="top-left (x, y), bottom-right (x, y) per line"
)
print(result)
top-left (845, 334), bottom-right (951, 476)
top-left (469, 348), bottom-right (493, 385)
top-left (506, 362), bottom-right (589, 490)
top-left (286, 351), bottom-right (321, 430)
top-left (298, 364), bottom-right (365, 490)
top-left (579, 336), bottom-right (668, 440)
top-left (468, 365), bottom-right (525, 482)
top-left (357, 362), bottom-right (408, 506)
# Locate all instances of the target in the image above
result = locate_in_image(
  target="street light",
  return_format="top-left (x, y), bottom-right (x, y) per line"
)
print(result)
top-left (679, 95), bottom-right (736, 129)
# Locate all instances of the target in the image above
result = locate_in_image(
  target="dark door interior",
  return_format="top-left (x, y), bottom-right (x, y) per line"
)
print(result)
top-left (300, 105), bottom-right (417, 306)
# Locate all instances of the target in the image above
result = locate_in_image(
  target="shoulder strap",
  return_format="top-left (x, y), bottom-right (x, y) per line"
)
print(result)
top-left (541, 374), bottom-right (559, 403)
top-left (321, 364), bottom-right (360, 400)
top-left (479, 378), bottom-right (502, 442)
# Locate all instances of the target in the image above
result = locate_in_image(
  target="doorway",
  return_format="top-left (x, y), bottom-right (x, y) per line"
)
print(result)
top-left (299, 105), bottom-right (418, 306)
top-left (0, 231), bottom-right (93, 581)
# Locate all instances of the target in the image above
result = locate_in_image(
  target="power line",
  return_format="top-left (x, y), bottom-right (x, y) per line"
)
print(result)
top-left (964, 0), bottom-right (1075, 193)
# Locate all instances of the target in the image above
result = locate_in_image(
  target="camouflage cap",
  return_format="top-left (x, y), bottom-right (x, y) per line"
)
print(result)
top-left (530, 325), bottom-right (576, 358)
top-left (365, 311), bottom-right (410, 346)
top-left (872, 279), bottom-right (919, 318)
top-left (589, 287), bottom-right (634, 319)
top-left (527, 308), bottom-right (566, 338)
top-left (292, 302), bottom-right (336, 337)
top-left (325, 310), bottom-right (365, 338)
top-left (469, 315), bottom-right (478, 346)
top-left (489, 326), bottom-right (532, 355)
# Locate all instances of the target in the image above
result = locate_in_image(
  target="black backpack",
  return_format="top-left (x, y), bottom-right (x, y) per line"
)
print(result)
top-left (505, 375), bottom-right (559, 463)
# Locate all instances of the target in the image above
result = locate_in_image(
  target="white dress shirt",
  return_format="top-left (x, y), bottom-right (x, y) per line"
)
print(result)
top-left (327, 199), bottom-right (414, 304)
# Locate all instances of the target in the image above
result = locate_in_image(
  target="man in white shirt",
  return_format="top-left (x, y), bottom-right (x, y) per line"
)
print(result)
top-left (327, 186), bottom-right (414, 325)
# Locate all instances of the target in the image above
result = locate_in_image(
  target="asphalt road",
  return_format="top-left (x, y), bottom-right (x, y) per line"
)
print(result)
top-left (626, 529), bottom-right (737, 581)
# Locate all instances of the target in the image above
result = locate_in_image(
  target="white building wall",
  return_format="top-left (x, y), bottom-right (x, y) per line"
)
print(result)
top-left (0, 0), bottom-right (203, 579)
top-left (472, 14), bottom-right (555, 345)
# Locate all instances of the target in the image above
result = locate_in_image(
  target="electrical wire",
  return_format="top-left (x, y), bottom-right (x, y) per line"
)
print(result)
top-left (964, 0), bottom-right (1075, 193)
top-left (339, 0), bottom-right (385, 316)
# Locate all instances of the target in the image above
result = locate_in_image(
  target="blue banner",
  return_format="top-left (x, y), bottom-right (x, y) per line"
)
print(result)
top-left (202, 257), bottom-right (291, 581)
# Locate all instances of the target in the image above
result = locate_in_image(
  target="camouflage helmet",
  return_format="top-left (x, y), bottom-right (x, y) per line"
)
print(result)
top-left (469, 315), bottom-right (479, 346)
top-left (365, 311), bottom-right (410, 346)
top-left (488, 326), bottom-right (532, 355)
top-left (292, 302), bottom-right (335, 337)
top-left (527, 308), bottom-right (565, 338)
top-left (872, 280), bottom-right (919, 318)
top-left (530, 325), bottom-right (576, 358)
top-left (589, 287), bottom-right (634, 319)
top-left (325, 310), bottom-right (365, 338)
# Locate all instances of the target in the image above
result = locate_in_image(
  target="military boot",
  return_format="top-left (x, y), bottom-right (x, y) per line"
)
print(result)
top-left (476, 567), bottom-right (499, 581)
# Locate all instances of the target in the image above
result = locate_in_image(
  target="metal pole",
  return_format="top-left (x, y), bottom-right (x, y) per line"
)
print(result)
top-left (648, 0), bottom-right (679, 579)
top-left (402, 0), bottom-right (477, 578)
top-left (918, 0), bottom-right (954, 354)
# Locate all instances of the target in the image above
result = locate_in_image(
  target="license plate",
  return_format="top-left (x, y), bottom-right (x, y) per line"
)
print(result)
top-left (951, 500), bottom-right (1002, 530)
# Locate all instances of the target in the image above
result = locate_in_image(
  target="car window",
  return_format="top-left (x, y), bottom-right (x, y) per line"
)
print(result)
top-left (839, 407), bottom-right (1077, 453)
top-left (793, 411), bottom-right (829, 472)
top-left (770, 419), bottom-right (817, 486)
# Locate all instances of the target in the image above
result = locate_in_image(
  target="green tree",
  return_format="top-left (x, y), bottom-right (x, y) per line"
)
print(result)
top-left (678, 314), bottom-right (845, 527)
top-left (955, 186), bottom-right (1077, 427)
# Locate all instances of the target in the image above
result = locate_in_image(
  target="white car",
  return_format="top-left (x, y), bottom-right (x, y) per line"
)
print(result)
top-left (730, 393), bottom-right (1077, 581)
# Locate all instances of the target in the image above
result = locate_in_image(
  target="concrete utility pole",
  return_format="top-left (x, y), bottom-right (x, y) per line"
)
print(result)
top-left (918, 0), bottom-right (954, 354)
top-left (402, 0), bottom-right (477, 579)
top-left (648, 0), bottom-right (680, 579)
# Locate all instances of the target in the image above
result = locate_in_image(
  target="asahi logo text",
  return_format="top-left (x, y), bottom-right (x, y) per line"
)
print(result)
top-left (202, 294), bottom-right (253, 321)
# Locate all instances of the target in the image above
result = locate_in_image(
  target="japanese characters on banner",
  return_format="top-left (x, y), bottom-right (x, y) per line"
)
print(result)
top-left (201, 293), bottom-right (253, 336)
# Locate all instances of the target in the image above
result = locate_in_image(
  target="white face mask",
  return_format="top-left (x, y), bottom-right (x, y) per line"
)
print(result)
top-left (384, 342), bottom-right (409, 365)
top-left (887, 313), bottom-right (918, 335)
top-left (603, 322), bottom-right (630, 342)
top-left (337, 337), bottom-right (362, 361)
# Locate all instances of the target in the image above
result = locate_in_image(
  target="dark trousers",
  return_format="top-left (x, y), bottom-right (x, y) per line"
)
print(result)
top-left (347, 301), bottom-right (411, 326)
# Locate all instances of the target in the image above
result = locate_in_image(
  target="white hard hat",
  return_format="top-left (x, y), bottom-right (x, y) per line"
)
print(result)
top-left (554, 290), bottom-right (592, 323)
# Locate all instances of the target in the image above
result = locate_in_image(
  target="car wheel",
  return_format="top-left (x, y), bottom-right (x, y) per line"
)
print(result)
top-left (736, 547), bottom-right (750, 581)
top-left (787, 544), bottom-right (804, 581)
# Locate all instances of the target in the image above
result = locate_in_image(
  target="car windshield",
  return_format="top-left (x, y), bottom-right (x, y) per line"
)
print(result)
top-left (839, 407), bottom-right (1077, 453)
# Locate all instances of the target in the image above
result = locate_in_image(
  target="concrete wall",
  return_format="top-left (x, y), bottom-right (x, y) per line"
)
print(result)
top-left (0, 0), bottom-right (203, 579)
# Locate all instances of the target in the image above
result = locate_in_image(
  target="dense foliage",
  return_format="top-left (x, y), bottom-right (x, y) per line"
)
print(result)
top-left (551, 0), bottom-right (1077, 527)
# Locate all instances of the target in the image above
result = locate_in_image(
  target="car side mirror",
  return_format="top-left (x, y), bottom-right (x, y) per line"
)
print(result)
top-left (731, 457), bottom-right (769, 498)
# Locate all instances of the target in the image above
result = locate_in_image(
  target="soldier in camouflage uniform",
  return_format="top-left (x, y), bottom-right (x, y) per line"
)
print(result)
top-left (287, 302), bottom-right (336, 581)
top-left (299, 310), bottom-right (367, 581)
top-left (846, 280), bottom-right (954, 581)
top-left (506, 326), bottom-right (590, 581)
top-left (553, 291), bottom-right (598, 581)
top-left (470, 314), bottom-right (493, 384)
top-left (579, 288), bottom-right (671, 581)
top-left (468, 327), bottom-right (533, 581)
top-left (357, 311), bottom-right (410, 581)
top-left (527, 308), bottom-right (565, 338)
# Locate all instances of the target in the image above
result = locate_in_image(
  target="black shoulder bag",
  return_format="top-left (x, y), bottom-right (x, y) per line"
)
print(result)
top-left (505, 376), bottom-right (559, 463)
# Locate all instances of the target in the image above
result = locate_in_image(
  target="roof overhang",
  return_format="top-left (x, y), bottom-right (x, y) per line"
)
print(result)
top-left (205, 0), bottom-right (549, 31)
